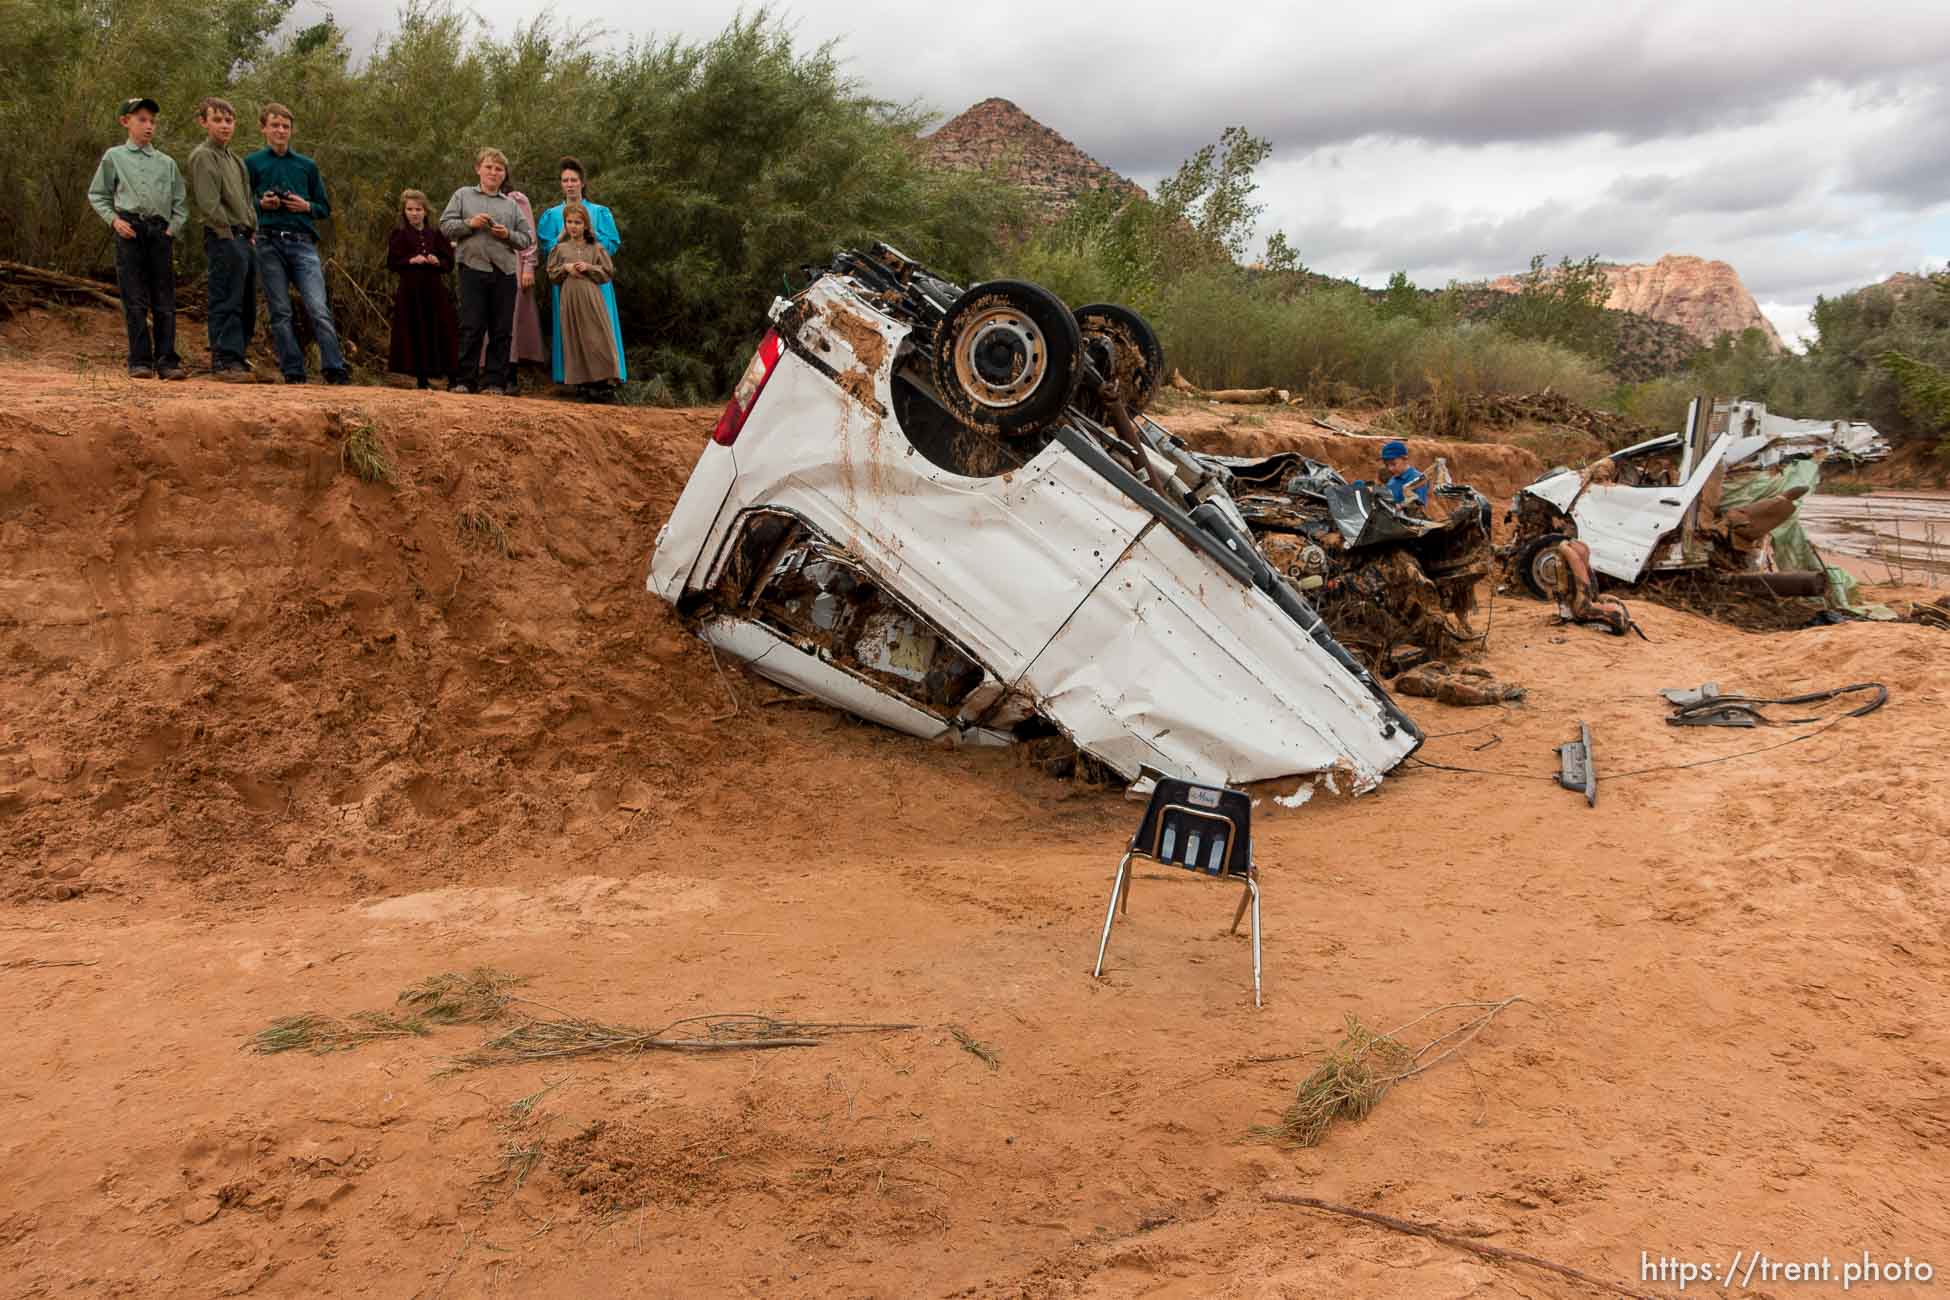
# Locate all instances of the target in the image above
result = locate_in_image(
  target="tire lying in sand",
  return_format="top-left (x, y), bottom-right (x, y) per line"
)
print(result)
top-left (930, 280), bottom-right (1082, 438)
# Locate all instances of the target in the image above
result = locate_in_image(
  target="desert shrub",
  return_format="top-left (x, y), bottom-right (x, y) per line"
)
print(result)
top-left (1145, 266), bottom-right (1610, 406)
top-left (1613, 376), bottom-right (1696, 432)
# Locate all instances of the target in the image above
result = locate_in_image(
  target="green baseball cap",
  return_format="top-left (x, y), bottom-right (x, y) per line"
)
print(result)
top-left (119, 97), bottom-right (160, 115)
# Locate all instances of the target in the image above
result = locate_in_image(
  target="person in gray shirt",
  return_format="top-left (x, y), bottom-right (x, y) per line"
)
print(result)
top-left (439, 148), bottom-right (532, 395)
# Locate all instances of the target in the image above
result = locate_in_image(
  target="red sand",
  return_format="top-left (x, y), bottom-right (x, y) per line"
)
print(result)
top-left (3, 308), bottom-right (1948, 1297)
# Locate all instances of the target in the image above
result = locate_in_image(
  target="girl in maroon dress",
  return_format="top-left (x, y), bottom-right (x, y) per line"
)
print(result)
top-left (386, 188), bottom-right (460, 388)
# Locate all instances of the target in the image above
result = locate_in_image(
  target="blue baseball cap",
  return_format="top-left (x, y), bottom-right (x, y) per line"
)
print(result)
top-left (1381, 439), bottom-right (1408, 460)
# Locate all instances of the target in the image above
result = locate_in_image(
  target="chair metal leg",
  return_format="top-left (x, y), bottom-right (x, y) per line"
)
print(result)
top-left (1230, 881), bottom-right (1251, 934)
top-left (1094, 852), bottom-right (1134, 979)
top-left (1248, 874), bottom-right (1262, 1008)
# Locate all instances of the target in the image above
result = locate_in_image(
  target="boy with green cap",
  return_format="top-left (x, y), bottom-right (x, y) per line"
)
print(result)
top-left (87, 96), bottom-right (189, 380)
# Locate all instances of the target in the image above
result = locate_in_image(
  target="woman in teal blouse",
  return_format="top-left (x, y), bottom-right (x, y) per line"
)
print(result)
top-left (535, 156), bottom-right (626, 384)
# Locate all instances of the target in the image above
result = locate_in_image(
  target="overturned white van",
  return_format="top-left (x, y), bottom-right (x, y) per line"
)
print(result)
top-left (647, 245), bottom-right (1423, 789)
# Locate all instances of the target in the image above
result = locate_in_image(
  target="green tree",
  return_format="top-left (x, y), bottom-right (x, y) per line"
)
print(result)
top-left (1497, 253), bottom-right (1617, 360)
top-left (1153, 125), bottom-right (1273, 264)
top-left (1262, 229), bottom-right (1301, 275)
top-left (1880, 350), bottom-right (1950, 462)
top-left (1376, 270), bottom-right (1423, 322)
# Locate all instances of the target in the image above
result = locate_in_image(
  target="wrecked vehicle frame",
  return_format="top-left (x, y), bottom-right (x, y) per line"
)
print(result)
top-left (1508, 395), bottom-right (1839, 604)
top-left (649, 244), bottom-right (1430, 789)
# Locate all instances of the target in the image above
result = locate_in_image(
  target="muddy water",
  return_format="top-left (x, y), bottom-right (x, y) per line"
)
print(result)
top-left (1799, 490), bottom-right (1950, 583)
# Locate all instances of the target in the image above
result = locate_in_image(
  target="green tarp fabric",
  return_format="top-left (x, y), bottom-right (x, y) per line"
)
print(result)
top-left (1721, 458), bottom-right (1890, 615)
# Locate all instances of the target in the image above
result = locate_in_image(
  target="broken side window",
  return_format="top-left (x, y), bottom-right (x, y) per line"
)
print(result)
top-left (712, 511), bottom-right (988, 715)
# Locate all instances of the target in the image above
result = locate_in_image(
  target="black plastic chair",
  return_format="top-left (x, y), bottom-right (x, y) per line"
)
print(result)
top-left (1092, 776), bottom-right (1262, 1006)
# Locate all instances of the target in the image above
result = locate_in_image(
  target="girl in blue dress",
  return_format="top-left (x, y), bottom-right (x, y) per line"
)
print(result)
top-left (535, 156), bottom-right (626, 384)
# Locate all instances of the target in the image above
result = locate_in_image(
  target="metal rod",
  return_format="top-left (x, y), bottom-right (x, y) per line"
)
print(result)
top-left (1093, 852), bottom-right (1134, 979)
top-left (1249, 875), bottom-right (1262, 1009)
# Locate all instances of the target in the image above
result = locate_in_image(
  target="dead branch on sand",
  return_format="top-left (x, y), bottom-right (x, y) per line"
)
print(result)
top-left (398, 968), bottom-right (527, 1024)
top-left (449, 1007), bottom-right (919, 1069)
top-left (1264, 1195), bottom-right (1664, 1300)
top-left (2, 957), bottom-right (99, 972)
top-left (248, 969), bottom-right (522, 1055)
top-left (949, 1025), bottom-right (1000, 1070)
top-left (248, 1011), bottom-right (430, 1054)
top-left (1262, 995), bottom-right (1528, 1146)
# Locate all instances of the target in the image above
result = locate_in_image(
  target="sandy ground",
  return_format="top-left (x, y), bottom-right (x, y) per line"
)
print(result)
top-left (4, 307), bottom-right (1949, 1298)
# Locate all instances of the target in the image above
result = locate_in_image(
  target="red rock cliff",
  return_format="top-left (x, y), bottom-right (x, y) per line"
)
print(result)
top-left (1493, 254), bottom-right (1782, 349)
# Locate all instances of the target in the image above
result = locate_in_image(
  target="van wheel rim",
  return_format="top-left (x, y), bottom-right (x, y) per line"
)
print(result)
top-left (1531, 548), bottom-right (1565, 592)
top-left (954, 307), bottom-right (1046, 408)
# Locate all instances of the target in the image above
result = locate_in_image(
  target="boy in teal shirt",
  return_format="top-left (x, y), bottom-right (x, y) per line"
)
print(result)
top-left (244, 101), bottom-right (349, 384)
top-left (87, 96), bottom-right (189, 379)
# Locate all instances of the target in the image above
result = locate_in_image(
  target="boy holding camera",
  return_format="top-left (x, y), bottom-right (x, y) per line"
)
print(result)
top-left (87, 96), bottom-right (189, 380)
top-left (245, 102), bottom-right (349, 384)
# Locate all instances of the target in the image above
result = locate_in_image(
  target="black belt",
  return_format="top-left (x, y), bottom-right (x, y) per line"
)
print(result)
top-left (262, 228), bottom-right (314, 241)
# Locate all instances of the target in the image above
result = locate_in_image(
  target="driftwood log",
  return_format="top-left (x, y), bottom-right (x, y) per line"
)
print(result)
top-left (0, 259), bottom-right (122, 310)
top-left (1167, 367), bottom-right (1290, 405)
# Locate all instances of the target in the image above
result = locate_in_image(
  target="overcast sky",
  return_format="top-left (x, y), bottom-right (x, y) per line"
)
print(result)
top-left (320, 0), bottom-right (1950, 347)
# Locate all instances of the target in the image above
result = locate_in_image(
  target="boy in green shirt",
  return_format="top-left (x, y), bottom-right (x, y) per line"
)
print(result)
top-left (187, 96), bottom-right (258, 381)
top-left (86, 96), bottom-right (189, 379)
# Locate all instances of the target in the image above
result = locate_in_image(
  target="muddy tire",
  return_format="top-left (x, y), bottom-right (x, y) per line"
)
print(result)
top-left (1074, 302), bottom-right (1165, 414)
top-left (931, 281), bottom-right (1082, 438)
top-left (1514, 532), bottom-right (1570, 600)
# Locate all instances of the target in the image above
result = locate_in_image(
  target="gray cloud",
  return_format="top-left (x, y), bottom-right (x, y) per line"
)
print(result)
top-left (1043, 18), bottom-right (1950, 178)
top-left (1841, 87), bottom-right (1950, 209)
top-left (318, 2), bottom-right (1950, 174)
top-left (311, 0), bottom-right (1949, 321)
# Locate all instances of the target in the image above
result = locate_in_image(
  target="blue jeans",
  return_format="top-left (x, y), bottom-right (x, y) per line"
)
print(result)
top-left (256, 233), bottom-right (346, 379)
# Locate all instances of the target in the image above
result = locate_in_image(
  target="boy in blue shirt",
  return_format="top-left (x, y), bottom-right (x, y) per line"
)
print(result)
top-left (1381, 440), bottom-right (1430, 509)
top-left (86, 96), bottom-right (188, 379)
top-left (244, 101), bottom-right (349, 384)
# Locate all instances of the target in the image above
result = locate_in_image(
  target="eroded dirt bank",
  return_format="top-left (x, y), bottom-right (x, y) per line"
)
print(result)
top-left (3, 323), bottom-right (1948, 1298)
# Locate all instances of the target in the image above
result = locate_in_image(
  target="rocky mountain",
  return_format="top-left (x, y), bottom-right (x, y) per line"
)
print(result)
top-left (1879, 271), bottom-right (1936, 298)
top-left (1492, 254), bottom-right (1781, 350)
top-left (923, 98), bottom-right (1145, 221)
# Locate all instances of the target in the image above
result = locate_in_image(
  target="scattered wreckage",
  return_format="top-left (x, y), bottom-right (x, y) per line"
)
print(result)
top-left (1508, 396), bottom-right (1878, 618)
top-left (647, 244), bottom-right (1447, 789)
top-left (1213, 454), bottom-right (1493, 671)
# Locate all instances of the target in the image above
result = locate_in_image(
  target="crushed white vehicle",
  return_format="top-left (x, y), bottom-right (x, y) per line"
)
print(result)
top-left (1508, 396), bottom-right (1866, 604)
top-left (647, 245), bottom-right (1423, 788)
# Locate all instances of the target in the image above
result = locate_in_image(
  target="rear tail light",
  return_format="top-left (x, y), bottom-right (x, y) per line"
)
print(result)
top-left (712, 330), bottom-right (784, 446)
